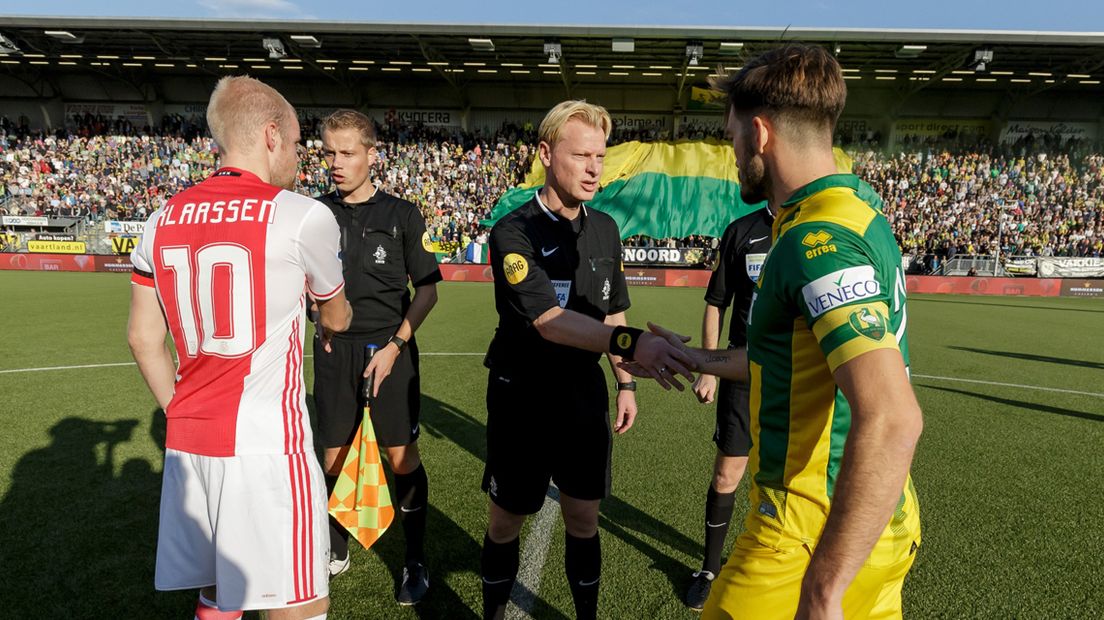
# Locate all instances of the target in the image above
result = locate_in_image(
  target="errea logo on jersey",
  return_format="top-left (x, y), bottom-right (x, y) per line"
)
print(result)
top-left (802, 230), bottom-right (832, 246)
top-left (802, 230), bottom-right (838, 260)
top-left (802, 266), bottom-right (880, 318)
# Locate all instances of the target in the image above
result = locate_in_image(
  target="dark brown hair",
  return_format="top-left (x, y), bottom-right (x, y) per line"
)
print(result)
top-left (711, 44), bottom-right (846, 137)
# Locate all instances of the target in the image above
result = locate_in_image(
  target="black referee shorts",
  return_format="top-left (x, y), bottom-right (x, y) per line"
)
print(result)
top-left (312, 334), bottom-right (421, 449)
top-left (482, 363), bottom-right (612, 516)
top-left (714, 378), bottom-right (751, 457)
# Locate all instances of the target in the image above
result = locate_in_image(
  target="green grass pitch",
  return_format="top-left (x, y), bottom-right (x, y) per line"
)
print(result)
top-left (0, 271), bottom-right (1101, 618)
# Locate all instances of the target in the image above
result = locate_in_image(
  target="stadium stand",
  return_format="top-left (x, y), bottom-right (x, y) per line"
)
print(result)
top-left (2, 18), bottom-right (1103, 271)
top-left (2, 115), bottom-right (1100, 267)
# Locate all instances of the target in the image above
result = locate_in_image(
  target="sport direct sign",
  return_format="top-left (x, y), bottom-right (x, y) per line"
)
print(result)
top-left (802, 266), bottom-right (881, 318)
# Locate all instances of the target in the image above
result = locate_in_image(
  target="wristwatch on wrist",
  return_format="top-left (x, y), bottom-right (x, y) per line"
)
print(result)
top-left (616, 381), bottom-right (637, 392)
top-left (388, 335), bottom-right (407, 352)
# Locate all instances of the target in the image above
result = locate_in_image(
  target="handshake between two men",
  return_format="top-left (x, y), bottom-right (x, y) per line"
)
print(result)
top-left (616, 322), bottom-right (748, 391)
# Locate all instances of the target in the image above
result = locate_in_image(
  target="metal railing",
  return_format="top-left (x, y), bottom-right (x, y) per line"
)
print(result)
top-left (911, 254), bottom-right (1043, 277)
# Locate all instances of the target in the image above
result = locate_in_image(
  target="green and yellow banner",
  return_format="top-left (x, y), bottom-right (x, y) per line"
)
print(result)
top-left (689, 86), bottom-right (728, 110)
top-left (486, 140), bottom-right (853, 239)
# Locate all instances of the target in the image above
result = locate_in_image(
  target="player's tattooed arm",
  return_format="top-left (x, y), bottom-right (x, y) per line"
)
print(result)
top-left (693, 348), bottom-right (749, 382)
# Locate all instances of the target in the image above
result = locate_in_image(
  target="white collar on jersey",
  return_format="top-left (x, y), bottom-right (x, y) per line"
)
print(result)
top-left (534, 189), bottom-right (587, 222)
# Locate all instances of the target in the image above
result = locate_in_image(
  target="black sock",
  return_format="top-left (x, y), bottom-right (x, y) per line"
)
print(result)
top-left (565, 532), bottom-right (601, 620)
top-left (703, 486), bottom-right (737, 576)
top-left (481, 533), bottom-right (520, 620)
top-left (394, 463), bottom-right (429, 565)
top-left (326, 474), bottom-right (349, 560)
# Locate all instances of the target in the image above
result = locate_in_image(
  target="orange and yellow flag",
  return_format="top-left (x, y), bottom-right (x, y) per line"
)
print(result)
top-left (327, 395), bottom-right (394, 549)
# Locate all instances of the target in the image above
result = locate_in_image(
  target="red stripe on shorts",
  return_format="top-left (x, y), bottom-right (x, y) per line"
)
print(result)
top-left (287, 454), bottom-right (302, 603)
top-left (302, 452), bottom-right (316, 598)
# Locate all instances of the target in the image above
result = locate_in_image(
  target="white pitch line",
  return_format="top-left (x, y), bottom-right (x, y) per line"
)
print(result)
top-left (0, 361), bottom-right (138, 374)
top-left (911, 374), bottom-right (1104, 399)
top-left (2, 359), bottom-right (1101, 400)
top-left (0, 352), bottom-right (483, 375)
top-left (507, 485), bottom-right (561, 620)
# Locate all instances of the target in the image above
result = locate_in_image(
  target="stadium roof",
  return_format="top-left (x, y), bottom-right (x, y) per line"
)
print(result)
top-left (2, 16), bottom-right (1103, 92)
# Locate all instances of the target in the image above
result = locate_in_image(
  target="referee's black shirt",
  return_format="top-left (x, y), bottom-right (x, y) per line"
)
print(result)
top-left (317, 189), bottom-right (443, 338)
top-left (485, 193), bottom-right (630, 372)
top-left (704, 208), bottom-right (773, 348)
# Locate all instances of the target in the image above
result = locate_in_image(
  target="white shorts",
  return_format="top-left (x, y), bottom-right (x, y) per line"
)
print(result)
top-left (154, 449), bottom-right (330, 611)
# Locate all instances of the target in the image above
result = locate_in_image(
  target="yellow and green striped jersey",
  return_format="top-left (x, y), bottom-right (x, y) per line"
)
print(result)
top-left (745, 173), bottom-right (920, 563)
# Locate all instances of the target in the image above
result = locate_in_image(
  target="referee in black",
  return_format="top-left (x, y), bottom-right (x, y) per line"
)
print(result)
top-left (479, 100), bottom-right (696, 620)
top-left (683, 206), bottom-right (773, 610)
top-left (312, 109), bottom-right (441, 606)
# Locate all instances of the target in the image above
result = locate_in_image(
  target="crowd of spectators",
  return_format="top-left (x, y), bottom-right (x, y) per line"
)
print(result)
top-left (2, 112), bottom-right (1102, 263)
top-left (854, 143), bottom-right (1104, 260)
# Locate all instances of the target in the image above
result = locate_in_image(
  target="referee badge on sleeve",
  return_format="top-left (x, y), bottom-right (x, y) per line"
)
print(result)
top-left (421, 232), bottom-right (434, 252)
top-left (745, 253), bottom-right (767, 283)
top-left (503, 253), bottom-right (529, 285)
top-left (552, 280), bottom-right (571, 307)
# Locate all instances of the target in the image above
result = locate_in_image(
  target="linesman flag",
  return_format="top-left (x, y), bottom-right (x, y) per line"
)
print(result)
top-left (327, 344), bottom-right (395, 549)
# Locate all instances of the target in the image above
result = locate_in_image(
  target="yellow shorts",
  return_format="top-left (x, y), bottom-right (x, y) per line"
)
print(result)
top-left (702, 529), bottom-right (918, 620)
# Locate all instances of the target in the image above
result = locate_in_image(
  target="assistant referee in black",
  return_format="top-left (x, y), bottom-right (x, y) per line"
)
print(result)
top-left (684, 207), bottom-right (773, 610)
top-left (479, 101), bottom-right (696, 620)
top-left (312, 109), bottom-right (441, 606)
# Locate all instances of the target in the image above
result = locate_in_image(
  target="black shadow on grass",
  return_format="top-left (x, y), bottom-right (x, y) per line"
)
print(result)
top-left (916, 384), bottom-right (1104, 423)
top-left (909, 296), bottom-right (1104, 314)
top-left (600, 494), bottom-right (701, 560)
top-left (419, 395), bottom-right (487, 465)
top-left (515, 581), bottom-right (573, 620)
top-left (598, 494), bottom-right (704, 602)
top-left (360, 503), bottom-right (481, 620)
top-left (0, 415), bottom-right (202, 617)
top-left (946, 346), bottom-right (1104, 370)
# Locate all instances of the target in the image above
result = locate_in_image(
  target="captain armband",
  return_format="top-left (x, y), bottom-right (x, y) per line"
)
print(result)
top-left (609, 326), bottom-right (644, 361)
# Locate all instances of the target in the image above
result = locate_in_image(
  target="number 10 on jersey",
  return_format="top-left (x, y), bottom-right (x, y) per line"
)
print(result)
top-left (161, 243), bottom-right (257, 358)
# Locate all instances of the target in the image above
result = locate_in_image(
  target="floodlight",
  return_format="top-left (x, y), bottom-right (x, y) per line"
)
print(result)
top-left (263, 38), bottom-right (287, 60)
top-left (686, 42), bottom-right (704, 67)
top-left (544, 42), bottom-right (562, 64)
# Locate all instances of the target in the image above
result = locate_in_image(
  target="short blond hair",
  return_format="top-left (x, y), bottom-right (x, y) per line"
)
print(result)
top-left (321, 109), bottom-right (377, 148)
top-left (538, 100), bottom-right (612, 146)
top-left (206, 76), bottom-right (294, 153)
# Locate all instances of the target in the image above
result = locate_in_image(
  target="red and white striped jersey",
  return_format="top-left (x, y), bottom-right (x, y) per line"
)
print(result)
top-left (131, 167), bottom-right (345, 457)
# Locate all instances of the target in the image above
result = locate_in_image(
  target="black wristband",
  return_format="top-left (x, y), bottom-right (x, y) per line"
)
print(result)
top-left (388, 335), bottom-right (407, 352)
top-left (616, 381), bottom-right (637, 392)
top-left (609, 326), bottom-right (644, 361)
